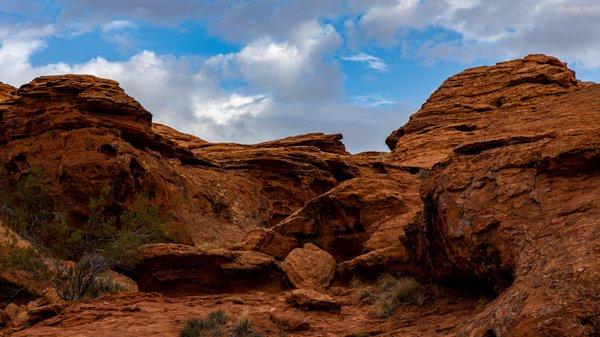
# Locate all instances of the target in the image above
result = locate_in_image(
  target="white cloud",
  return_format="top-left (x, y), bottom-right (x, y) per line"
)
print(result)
top-left (229, 21), bottom-right (343, 102)
top-left (351, 94), bottom-right (395, 108)
top-left (353, 0), bottom-right (600, 69)
top-left (342, 52), bottom-right (387, 71)
top-left (102, 20), bottom-right (137, 32)
top-left (0, 20), bottom-right (407, 152)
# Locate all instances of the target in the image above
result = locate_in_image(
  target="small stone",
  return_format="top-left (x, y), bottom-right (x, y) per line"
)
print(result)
top-left (269, 309), bottom-right (310, 332)
top-left (3, 303), bottom-right (22, 321)
top-left (286, 289), bottom-right (341, 312)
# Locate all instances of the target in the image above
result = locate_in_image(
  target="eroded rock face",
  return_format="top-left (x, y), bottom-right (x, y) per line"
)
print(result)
top-left (395, 55), bottom-right (600, 336)
top-left (386, 54), bottom-right (580, 168)
top-left (134, 244), bottom-right (284, 295)
top-left (1, 54), bottom-right (599, 337)
top-left (0, 82), bottom-right (15, 103)
top-left (281, 243), bottom-right (336, 291)
top-left (0, 75), bottom-right (372, 248)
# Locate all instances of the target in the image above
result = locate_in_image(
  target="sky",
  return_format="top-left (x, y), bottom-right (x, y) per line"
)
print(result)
top-left (1, 1), bottom-right (599, 152)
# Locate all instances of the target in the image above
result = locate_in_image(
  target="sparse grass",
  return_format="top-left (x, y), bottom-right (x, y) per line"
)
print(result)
top-left (0, 239), bottom-right (53, 283)
top-left (231, 312), bottom-right (262, 337)
top-left (180, 310), bottom-right (228, 337)
top-left (179, 311), bottom-right (263, 337)
top-left (354, 274), bottom-right (431, 319)
top-left (53, 253), bottom-right (125, 301)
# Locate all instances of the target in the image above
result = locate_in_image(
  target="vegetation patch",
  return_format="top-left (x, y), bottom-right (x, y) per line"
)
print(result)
top-left (0, 163), bottom-right (170, 302)
top-left (354, 274), bottom-right (432, 319)
top-left (180, 310), bottom-right (263, 337)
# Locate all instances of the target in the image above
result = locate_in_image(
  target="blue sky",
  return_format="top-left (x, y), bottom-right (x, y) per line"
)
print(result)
top-left (1, 0), bottom-right (599, 152)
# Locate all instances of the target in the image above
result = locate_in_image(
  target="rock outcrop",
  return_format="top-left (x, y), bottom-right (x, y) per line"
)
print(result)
top-left (393, 55), bottom-right (600, 336)
top-left (0, 75), bottom-right (377, 249)
top-left (134, 244), bottom-right (283, 295)
top-left (1, 54), bottom-right (599, 337)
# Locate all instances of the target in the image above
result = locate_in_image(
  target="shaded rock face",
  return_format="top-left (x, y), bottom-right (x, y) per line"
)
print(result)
top-left (134, 244), bottom-right (283, 295)
top-left (393, 55), bottom-right (600, 336)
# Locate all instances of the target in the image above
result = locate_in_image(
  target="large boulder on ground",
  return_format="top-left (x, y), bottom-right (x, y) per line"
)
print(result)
top-left (281, 243), bottom-right (336, 291)
top-left (133, 244), bottom-right (284, 295)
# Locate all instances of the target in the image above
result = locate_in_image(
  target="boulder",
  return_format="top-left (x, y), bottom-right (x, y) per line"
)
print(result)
top-left (281, 243), bottom-right (336, 291)
top-left (286, 289), bottom-right (341, 312)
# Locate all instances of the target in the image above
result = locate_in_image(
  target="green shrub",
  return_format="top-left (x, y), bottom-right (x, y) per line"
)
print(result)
top-left (0, 240), bottom-right (53, 284)
top-left (53, 253), bottom-right (120, 301)
top-left (0, 166), bottom-right (71, 254)
top-left (0, 163), bottom-right (168, 301)
top-left (180, 310), bottom-right (228, 337)
top-left (355, 275), bottom-right (431, 319)
top-left (179, 311), bottom-right (263, 337)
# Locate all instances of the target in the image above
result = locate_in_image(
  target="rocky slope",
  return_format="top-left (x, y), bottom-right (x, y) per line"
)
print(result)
top-left (1, 55), bottom-right (598, 336)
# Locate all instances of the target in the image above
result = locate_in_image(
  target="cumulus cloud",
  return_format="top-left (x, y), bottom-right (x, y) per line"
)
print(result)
top-left (0, 20), bottom-right (405, 151)
top-left (342, 53), bottom-right (388, 71)
top-left (354, 0), bottom-right (600, 68)
top-left (2, 0), bottom-right (600, 152)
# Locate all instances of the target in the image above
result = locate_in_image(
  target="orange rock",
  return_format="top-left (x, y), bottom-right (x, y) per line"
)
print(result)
top-left (268, 309), bottom-right (309, 332)
top-left (286, 289), bottom-right (341, 312)
top-left (397, 54), bottom-right (600, 336)
top-left (281, 243), bottom-right (336, 291)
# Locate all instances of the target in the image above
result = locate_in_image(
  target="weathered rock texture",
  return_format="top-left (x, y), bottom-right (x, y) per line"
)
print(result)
top-left (393, 55), bottom-right (600, 336)
top-left (281, 243), bottom-right (336, 291)
top-left (134, 244), bottom-right (283, 295)
top-left (1, 54), bottom-right (599, 337)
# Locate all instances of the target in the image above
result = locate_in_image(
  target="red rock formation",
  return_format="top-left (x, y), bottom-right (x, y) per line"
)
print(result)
top-left (281, 243), bottom-right (336, 291)
top-left (2, 54), bottom-right (599, 337)
top-left (134, 244), bottom-right (283, 295)
top-left (0, 83), bottom-right (15, 103)
top-left (394, 55), bottom-right (600, 336)
top-left (0, 75), bottom-right (368, 248)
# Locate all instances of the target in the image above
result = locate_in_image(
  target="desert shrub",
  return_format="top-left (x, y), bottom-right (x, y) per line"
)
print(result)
top-left (0, 240), bottom-right (53, 284)
top-left (75, 189), bottom-right (168, 270)
top-left (231, 312), bottom-right (262, 337)
top-left (0, 164), bottom-right (166, 301)
top-left (180, 310), bottom-right (229, 337)
top-left (355, 274), bottom-right (431, 319)
top-left (53, 253), bottom-right (122, 301)
top-left (0, 166), bottom-right (71, 254)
